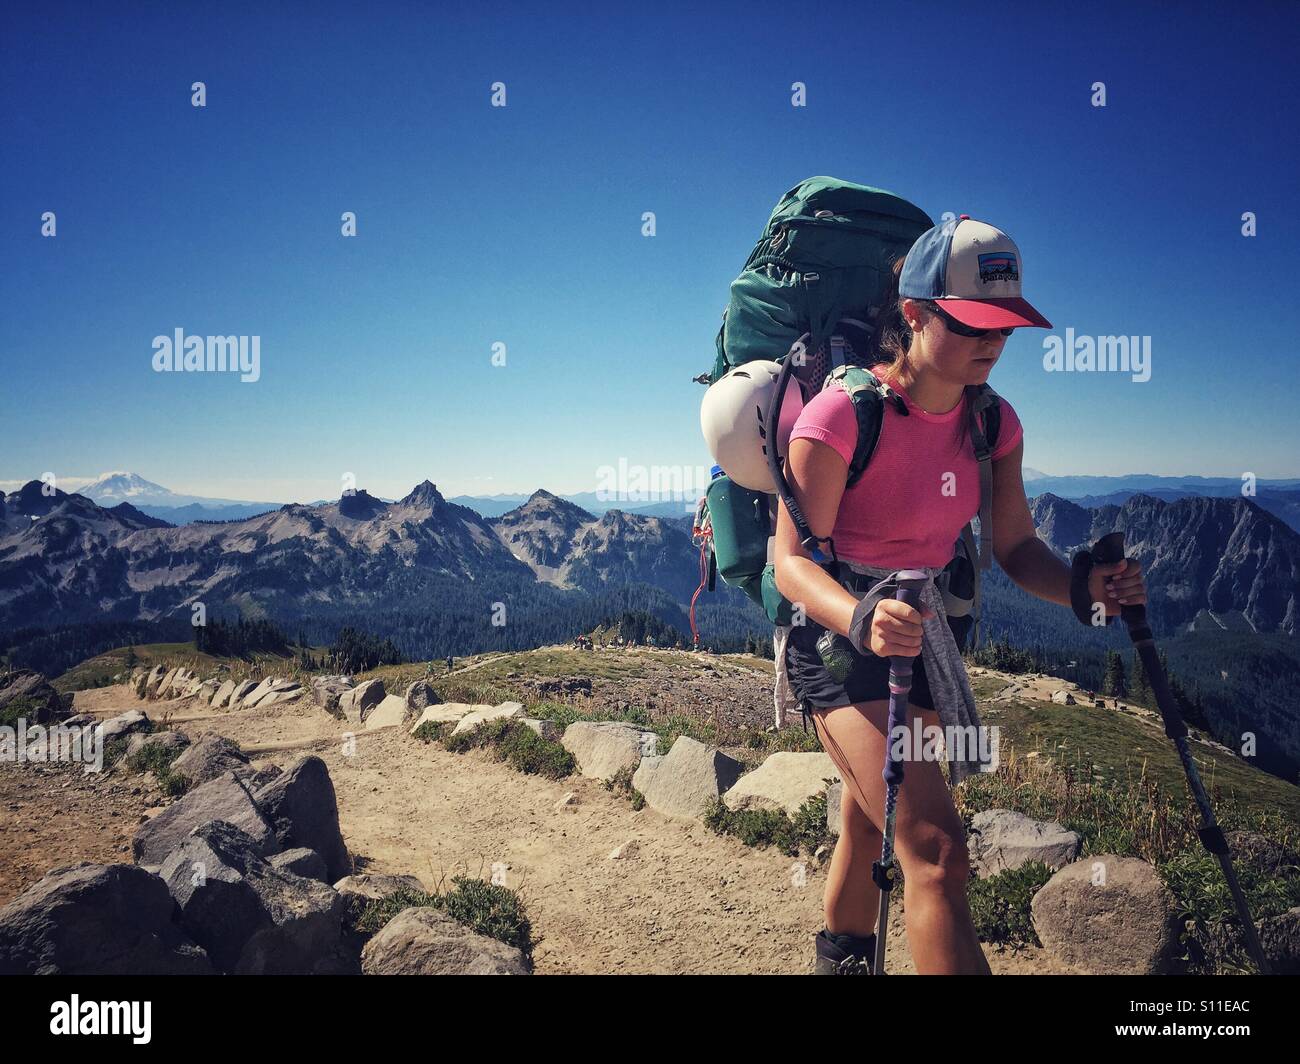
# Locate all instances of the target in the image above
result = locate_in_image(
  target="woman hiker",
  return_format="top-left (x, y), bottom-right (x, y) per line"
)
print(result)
top-left (773, 216), bottom-right (1148, 974)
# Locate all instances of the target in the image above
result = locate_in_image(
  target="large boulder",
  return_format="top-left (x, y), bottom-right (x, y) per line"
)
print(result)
top-left (133, 771), bottom-right (279, 868)
top-left (1030, 855), bottom-right (1177, 974)
top-left (364, 694), bottom-right (409, 731)
top-left (310, 675), bottom-right (354, 714)
top-left (360, 906), bottom-right (528, 975)
top-left (408, 703), bottom-right (481, 733)
top-left (270, 848), bottom-right (329, 882)
top-left (404, 679), bottom-right (441, 713)
top-left (161, 668), bottom-right (196, 699)
top-left (632, 736), bottom-right (743, 820)
top-left (237, 678), bottom-right (278, 708)
top-left (160, 821), bottom-right (355, 975)
top-left (1259, 906), bottom-right (1300, 975)
top-left (253, 756), bottom-right (350, 882)
top-left (0, 669), bottom-right (71, 724)
top-left (967, 809), bottom-right (1082, 876)
top-left (142, 664), bottom-right (169, 699)
top-left (561, 720), bottom-right (656, 781)
top-left (339, 680), bottom-right (385, 725)
top-left (98, 709), bottom-right (151, 744)
top-left (244, 680), bottom-right (303, 709)
top-left (449, 701), bottom-right (525, 737)
top-left (169, 734), bottom-right (250, 786)
top-left (722, 752), bottom-right (841, 816)
top-left (0, 863), bottom-right (213, 975)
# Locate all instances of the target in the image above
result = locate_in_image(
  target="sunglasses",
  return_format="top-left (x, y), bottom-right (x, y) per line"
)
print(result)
top-left (923, 300), bottom-right (1015, 339)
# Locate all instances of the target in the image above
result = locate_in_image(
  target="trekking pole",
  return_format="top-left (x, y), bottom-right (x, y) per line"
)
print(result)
top-left (1084, 531), bottom-right (1272, 974)
top-left (871, 569), bottom-right (930, 975)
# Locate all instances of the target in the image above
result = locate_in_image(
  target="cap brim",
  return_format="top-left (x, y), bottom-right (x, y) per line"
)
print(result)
top-left (935, 297), bottom-right (1052, 329)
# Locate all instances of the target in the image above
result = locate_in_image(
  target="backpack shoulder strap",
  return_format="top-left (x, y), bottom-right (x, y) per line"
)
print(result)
top-left (964, 383), bottom-right (1003, 573)
top-left (826, 364), bottom-right (908, 489)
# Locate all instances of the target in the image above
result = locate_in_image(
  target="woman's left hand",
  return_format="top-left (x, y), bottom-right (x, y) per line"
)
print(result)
top-left (1087, 557), bottom-right (1147, 616)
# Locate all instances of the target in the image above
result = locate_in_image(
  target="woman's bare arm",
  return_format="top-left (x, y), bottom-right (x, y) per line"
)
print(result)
top-left (771, 437), bottom-right (862, 637)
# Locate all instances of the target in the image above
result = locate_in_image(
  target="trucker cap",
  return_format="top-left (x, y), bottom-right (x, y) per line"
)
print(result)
top-left (898, 215), bottom-right (1051, 329)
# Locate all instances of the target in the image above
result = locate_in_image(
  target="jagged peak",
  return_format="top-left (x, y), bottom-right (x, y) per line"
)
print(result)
top-left (400, 480), bottom-right (444, 507)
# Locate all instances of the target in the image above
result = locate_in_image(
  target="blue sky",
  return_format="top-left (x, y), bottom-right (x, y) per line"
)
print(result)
top-left (2, 0), bottom-right (1297, 504)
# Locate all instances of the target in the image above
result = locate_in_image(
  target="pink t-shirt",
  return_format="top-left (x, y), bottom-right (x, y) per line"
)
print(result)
top-left (786, 364), bottom-right (1023, 569)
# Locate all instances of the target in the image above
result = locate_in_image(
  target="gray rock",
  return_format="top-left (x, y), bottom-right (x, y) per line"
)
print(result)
top-left (449, 701), bottom-right (525, 737)
top-left (360, 906), bottom-right (528, 975)
top-left (0, 670), bottom-right (73, 723)
top-left (1030, 855), bottom-right (1177, 974)
top-left (270, 848), bottom-right (329, 882)
top-left (310, 675), bottom-right (354, 714)
top-left (722, 752), bottom-right (841, 816)
top-left (968, 809), bottom-right (1082, 876)
top-left (98, 710), bottom-right (151, 744)
top-left (211, 679), bottom-right (237, 709)
top-left (408, 702), bottom-right (483, 733)
top-left (1259, 906), bottom-right (1300, 975)
top-left (339, 679), bottom-right (385, 724)
top-left (403, 679), bottom-right (441, 712)
top-left (632, 736), bottom-right (743, 820)
top-left (133, 771), bottom-right (279, 867)
top-left (1051, 690), bottom-right (1077, 705)
top-left (561, 720), bottom-right (656, 781)
top-left (170, 734), bottom-right (250, 786)
top-left (519, 718), bottom-right (561, 743)
top-left (364, 694), bottom-right (409, 731)
top-left (160, 821), bottom-right (354, 975)
top-left (253, 756), bottom-right (350, 883)
top-left (244, 680), bottom-right (302, 709)
top-left (226, 680), bottom-right (259, 709)
top-left (0, 862), bottom-right (213, 975)
top-left (142, 664), bottom-right (169, 699)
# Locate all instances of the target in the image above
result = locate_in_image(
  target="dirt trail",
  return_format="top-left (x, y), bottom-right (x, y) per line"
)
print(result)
top-left (24, 682), bottom-right (1079, 974)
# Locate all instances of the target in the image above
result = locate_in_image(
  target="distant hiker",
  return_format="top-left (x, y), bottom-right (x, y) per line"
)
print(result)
top-left (445, 654), bottom-right (453, 673)
top-left (769, 216), bottom-right (1147, 974)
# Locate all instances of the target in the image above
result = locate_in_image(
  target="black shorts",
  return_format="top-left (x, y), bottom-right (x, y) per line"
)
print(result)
top-left (785, 618), bottom-right (935, 715)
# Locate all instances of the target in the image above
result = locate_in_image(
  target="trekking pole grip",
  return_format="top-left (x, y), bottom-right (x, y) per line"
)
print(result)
top-left (883, 571), bottom-right (928, 787)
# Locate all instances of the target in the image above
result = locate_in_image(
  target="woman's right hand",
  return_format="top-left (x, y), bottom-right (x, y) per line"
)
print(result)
top-left (867, 599), bottom-right (936, 658)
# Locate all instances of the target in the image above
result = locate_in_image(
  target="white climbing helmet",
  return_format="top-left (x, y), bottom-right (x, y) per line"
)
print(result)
top-left (700, 360), bottom-right (805, 493)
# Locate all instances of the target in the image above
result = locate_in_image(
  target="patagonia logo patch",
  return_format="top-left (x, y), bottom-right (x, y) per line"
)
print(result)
top-left (978, 252), bottom-right (1019, 284)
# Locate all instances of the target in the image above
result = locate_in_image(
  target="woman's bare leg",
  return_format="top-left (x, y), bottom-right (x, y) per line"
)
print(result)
top-left (820, 767), bottom-right (883, 936)
top-left (811, 700), bottom-right (990, 974)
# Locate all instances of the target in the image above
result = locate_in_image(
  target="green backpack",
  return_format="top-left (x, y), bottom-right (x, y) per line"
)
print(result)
top-left (697, 176), bottom-right (1003, 651)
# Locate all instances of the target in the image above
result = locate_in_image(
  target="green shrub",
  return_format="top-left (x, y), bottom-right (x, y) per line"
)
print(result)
top-left (967, 861), bottom-right (1054, 948)
top-left (411, 720), bottom-right (447, 743)
top-left (442, 718), bottom-right (574, 780)
top-left (125, 741), bottom-right (190, 797)
top-left (355, 877), bottom-right (533, 966)
top-left (704, 790), bottom-right (833, 858)
top-left (603, 764), bottom-right (645, 809)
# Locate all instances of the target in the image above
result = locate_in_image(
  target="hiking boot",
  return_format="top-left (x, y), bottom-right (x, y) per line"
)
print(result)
top-left (812, 928), bottom-right (876, 974)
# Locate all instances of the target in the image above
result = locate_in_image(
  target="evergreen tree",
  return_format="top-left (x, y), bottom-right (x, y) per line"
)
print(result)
top-left (1103, 650), bottom-right (1127, 698)
top-left (1130, 648), bottom-right (1151, 704)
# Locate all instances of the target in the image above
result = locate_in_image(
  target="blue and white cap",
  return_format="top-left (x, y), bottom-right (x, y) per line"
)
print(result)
top-left (899, 215), bottom-right (1051, 329)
